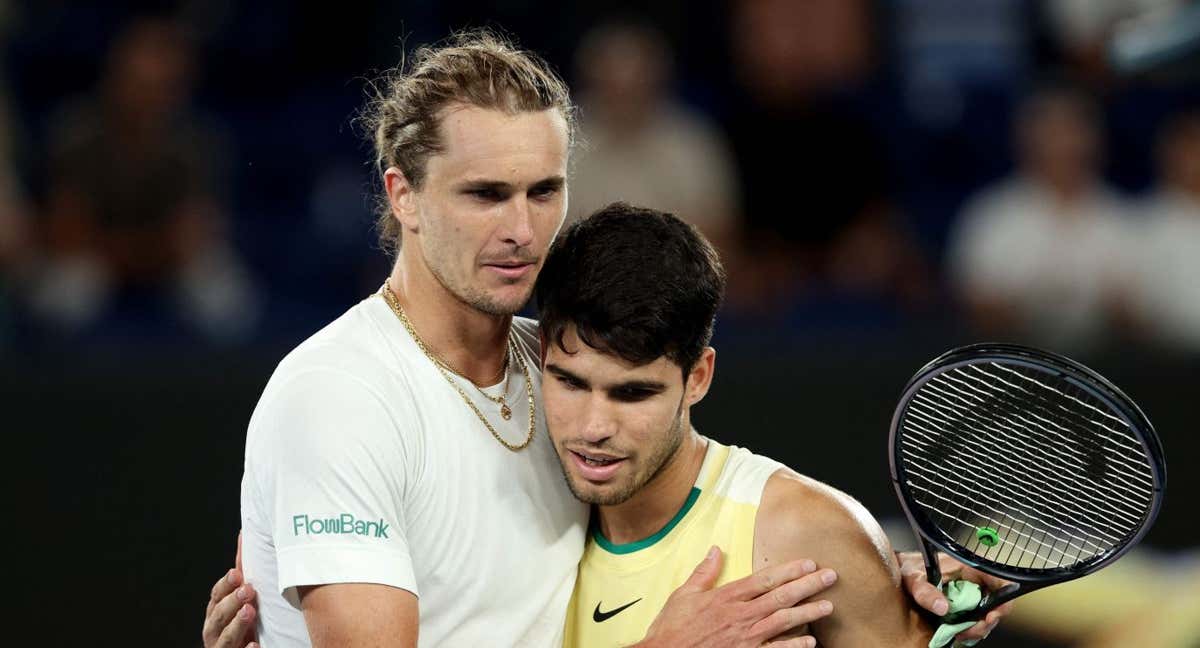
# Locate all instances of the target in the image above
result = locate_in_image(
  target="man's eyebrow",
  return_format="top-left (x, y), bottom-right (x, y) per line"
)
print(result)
top-left (607, 380), bottom-right (667, 392)
top-left (455, 176), bottom-right (565, 192)
top-left (455, 179), bottom-right (514, 191)
top-left (545, 363), bottom-right (589, 386)
top-left (531, 176), bottom-right (566, 190)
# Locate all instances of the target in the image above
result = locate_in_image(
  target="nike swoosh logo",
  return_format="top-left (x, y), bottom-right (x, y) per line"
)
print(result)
top-left (593, 598), bottom-right (642, 623)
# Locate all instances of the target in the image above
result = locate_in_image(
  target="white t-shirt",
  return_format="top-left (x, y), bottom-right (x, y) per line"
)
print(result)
top-left (240, 296), bottom-right (588, 647)
top-left (948, 178), bottom-right (1133, 350)
top-left (1128, 190), bottom-right (1200, 351)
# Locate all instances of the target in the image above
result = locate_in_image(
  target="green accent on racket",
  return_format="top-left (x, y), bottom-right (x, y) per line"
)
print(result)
top-left (976, 526), bottom-right (1000, 547)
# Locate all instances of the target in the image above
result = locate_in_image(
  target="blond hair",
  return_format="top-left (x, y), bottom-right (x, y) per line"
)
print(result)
top-left (361, 29), bottom-right (576, 253)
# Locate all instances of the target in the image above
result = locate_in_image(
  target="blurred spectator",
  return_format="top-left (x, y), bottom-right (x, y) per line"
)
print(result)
top-left (1125, 110), bottom-right (1200, 352)
top-left (947, 86), bottom-right (1131, 350)
top-left (724, 0), bottom-right (931, 313)
top-left (567, 20), bottom-right (741, 254)
top-left (29, 15), bottom-right (260, 343)
top-left (1043, 0), bottom-right (1172, 86)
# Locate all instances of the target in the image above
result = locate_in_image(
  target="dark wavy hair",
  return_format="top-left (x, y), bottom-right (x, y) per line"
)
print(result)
top-left (535, 202), bottom-right (726, 378)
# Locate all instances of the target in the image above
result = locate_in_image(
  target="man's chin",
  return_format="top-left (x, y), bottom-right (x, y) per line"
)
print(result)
top-left (466, 292), bottom-right (530, 316)
top-left (565, 474), bottom-right (635, 506)
top-left (469, 284), bottom-right (535, 316)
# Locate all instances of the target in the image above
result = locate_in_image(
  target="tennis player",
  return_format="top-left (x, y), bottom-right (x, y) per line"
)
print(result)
top-left (538, 203), bottom-right (994, 647)
top-left (203, 31), bottom-right (1008, 648)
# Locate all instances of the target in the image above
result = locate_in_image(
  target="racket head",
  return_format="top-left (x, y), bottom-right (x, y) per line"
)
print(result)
top-left (889, 343), bottom-right (1166, 586)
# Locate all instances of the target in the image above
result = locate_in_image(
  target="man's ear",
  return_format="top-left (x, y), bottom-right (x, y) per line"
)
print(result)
top-left (684, 347), bottom-right (716, 407)
top-left (384, 167), bottom-right (420, 233)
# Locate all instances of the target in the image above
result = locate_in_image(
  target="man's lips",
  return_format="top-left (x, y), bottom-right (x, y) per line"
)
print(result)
top-left (482, 260), bottom-right (536, 279)
top-left (567, 449), bottom-right (628, 482)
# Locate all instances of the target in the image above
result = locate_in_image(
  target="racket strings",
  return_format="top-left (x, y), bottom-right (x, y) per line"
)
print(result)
top-left (950, 367), bottom-right (1156, 499)
top-left (901, 451), bottom-right (1103, 561)
top-left (901, 422), bottom-right (1122, 548)
top-left (913, 383), bottom-right (1149, 522)
top-left (902, 417), bottom-right (1121, 557)
top-left (903, 478), bottom-right (1078, 565)
top-left (903, 429), bottom-right (1124, 569)
top-left (926, 368), bottom-right (1154, 507)
top-left (904, 390), bottom-right (1147, 542)
top-left (971, 364), bottom-right (1155, 486)
top-left (898, 361), bottom-right (1157, 572)
top-left (949, 367), bottom-right (1153, 489)
top-left (909, 388), bottom-right (1143, 527)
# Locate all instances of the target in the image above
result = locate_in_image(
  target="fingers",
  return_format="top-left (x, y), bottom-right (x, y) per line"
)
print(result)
top-left (954, 617), bottom-right (997, 642)
top-left (676, 546), bottom-right (724, 595)
top-left (899, 557), bottom-right (949, 615)
top-left (954, 605), bottom-right (1008, 641)
top-left (750, 568), bottom-right (837, 617)
top-left (763, 636), bottom-right (817, 648)
top-left (749, 599), bottom-right (834, 640)
top-left (726, 558), bottom-right (819, 601)
top-left (208, 569), bottom-right (242, 617)
top-left (937, 552), bottom-right (964, 579)
top-left (907, 576), bottom-right (950, 617)
top-left (896, 551), bottom-right (925, 574)
top-left (203, 582), bottom-right (257, 647)
top-left (212, 600), bottom-right (258, 648)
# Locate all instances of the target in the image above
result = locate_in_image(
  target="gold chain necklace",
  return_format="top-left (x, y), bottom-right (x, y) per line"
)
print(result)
top-left (381, 281), bottom-right (514, 416)
top-left (378, 282), bottom-right (536, 452)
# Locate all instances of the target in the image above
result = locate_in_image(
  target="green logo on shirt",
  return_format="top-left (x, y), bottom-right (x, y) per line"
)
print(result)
top-left (292, 513), bottom-right (390, 539)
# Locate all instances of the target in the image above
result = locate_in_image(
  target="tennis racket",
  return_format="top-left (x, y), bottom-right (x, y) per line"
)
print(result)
top-left (888, 343), bottom-right (1167, 624)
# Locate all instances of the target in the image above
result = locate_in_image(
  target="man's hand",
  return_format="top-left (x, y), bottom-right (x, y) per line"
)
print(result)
top-left (898, 551), bottom-right (1015, 643)
top-left (638, 546), bottom-right (837, 648)
top-left (202, 531), bottom-right (259, 648)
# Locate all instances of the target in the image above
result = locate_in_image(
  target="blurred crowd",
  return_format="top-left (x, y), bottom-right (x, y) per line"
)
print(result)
top-left (0, 0), bottom-right (1197, 355)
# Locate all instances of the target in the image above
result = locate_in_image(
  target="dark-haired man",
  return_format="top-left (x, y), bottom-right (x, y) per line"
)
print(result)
top-left (536, 204), bottom-right (1008, 647)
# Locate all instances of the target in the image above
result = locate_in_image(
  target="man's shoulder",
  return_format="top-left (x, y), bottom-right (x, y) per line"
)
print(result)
top-left (755, 467), bottom-right (892, 569)
top-left (706, 441), bottom-right (786, 505)
top-left (273, 298), bottom-right (397, 384)
top-left (251, 299), bottom-right (414, 430)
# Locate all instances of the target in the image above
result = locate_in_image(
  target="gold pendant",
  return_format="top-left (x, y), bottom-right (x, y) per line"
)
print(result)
top-left (500, 402), bottom-right (512, 420)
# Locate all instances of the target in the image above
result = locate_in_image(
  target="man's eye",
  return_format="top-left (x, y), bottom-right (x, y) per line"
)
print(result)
top-left (468, 189), bottom-right (502, 201)
top-left (556, 375), bottom-right (583, 390)
top-left (612, 388), bottom-right (655, 402)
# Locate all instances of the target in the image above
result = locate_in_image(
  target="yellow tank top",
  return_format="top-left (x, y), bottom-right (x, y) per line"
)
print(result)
top-left (563, 438), bottom-right (784, 648)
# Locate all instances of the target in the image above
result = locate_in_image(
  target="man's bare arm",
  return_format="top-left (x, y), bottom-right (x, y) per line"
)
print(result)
top-left (299, 583), bottom-right (418, 648)
top-left (754, 471), bottom-right (931, 648)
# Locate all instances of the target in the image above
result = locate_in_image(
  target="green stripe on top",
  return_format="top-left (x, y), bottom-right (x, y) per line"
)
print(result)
top-left (593, 487), bottom-right (702, 555)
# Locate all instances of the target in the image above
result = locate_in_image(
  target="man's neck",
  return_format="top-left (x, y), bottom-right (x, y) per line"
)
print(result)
top-left (596, 429), bottom-right (708, 545)
top-left (388, 254), bottom-right (512, 385)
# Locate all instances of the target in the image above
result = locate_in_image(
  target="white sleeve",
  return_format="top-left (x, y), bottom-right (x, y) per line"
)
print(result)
top-left (247, 367), bottom-right (418, 608)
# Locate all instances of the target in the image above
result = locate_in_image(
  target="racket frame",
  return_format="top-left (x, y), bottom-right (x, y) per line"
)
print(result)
top-left (888, 343), bottom-right (1167, 621)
